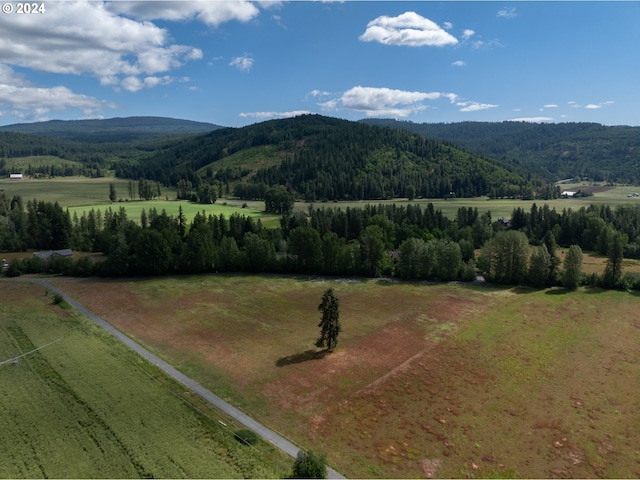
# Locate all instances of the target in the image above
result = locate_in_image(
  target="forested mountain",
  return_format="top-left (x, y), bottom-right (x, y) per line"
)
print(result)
top-left (0, 116), bottom-right (220, 142)
top-left (118, 114), bottom-right (549, 201)
top-left (361, 119), bottom-right (640, 184)
top-left (0, 117), bottom-right (222, 177)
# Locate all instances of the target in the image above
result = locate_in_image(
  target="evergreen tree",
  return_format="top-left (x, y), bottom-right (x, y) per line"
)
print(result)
top-left (109, 182), bottom-right (117, 202)
top-left (316, 288), bottom-right (341, 351)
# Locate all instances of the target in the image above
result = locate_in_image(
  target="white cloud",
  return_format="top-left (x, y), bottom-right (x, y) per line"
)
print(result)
top-left (106, 0), bottom-right (265, 28)
top-left (497, 7), bottom-right (517, 19)
top-left (443, 22), bottom-right (453, 30)
top-left (543, 104), bottom-right (559, 108)
top-left (0, 1), bottom-right (203, 92)
top-left (239, 110), bottom-right (312, 120)
top-left (229, 55), bottom-right (254, 72)
top-left (320, 86), bottom-right (458, 117)
top-left (452, 60), bottom-right (466, 67)
top-left (510, 117), bottom-right (554, 123)
top-left (462, 29), bottom-right (475, 39)
top-left (0, 64), bottom-right (114, 121)
top-left (359, 12), bottom-right (458, 47)
top-left (570, 100), bottom-right (614, 110)
top-left (457, 101), bottom-right (498, 112)
top-left (309, 90), bottom-right (332, 98)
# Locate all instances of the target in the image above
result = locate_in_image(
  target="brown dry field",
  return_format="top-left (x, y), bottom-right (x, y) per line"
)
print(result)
top-left (49, 275), bottom-right (640, 479)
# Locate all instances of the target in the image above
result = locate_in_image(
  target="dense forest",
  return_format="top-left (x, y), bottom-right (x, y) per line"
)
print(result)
top-left (2, 192), bottom-right (639, 291)
top-left (0, 117), bottom-right (220, 178)
top-left (362, 119), bottom-right (640, 184)
top-left (115, 115), bottom-right (552, 201)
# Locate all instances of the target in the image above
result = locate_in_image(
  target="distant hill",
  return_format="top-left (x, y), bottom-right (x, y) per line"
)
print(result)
top-left (0, 116), bottom-right (222, 143)
top-left (117, 114), bottom-right (546, 200)
top-left (360, 119), bottom-right (640, 184)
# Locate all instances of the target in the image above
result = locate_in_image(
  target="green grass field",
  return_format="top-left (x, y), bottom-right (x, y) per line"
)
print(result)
top-left (0, 281), bottom-right (291, 478)
top-left (4, 176), bottom-right (640, 224)
top-left (0, 177), bottom-right (133, 207)
top-left (67, 200), bottom-right (269, 225)
top-left (53, 275), bottom-right (640, 478)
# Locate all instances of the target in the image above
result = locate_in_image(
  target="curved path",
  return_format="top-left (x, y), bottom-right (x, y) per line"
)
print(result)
top-left (7, 277), bottom-right (345, 480)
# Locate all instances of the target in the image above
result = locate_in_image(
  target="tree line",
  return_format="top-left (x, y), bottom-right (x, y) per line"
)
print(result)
top-left (1, 193), bottom-right (639, 290)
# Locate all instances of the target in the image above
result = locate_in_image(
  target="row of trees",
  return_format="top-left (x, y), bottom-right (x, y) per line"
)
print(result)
top-left (1, 192), bottom-right (637, 290)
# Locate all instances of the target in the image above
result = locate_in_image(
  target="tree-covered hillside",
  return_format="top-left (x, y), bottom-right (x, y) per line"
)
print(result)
top-left (362, 119), bottom-right (640, 184)
top-left (0, 117), bottom-right (222, 178)
top-left (118, 114), bottom-right (548, 201)
top-left (0, 116), bottom-right (220, 142)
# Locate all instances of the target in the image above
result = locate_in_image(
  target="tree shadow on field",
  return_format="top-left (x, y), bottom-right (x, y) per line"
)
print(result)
top-left (276, 349), bottom-right (330, 367)
top-left (545, 288), bottom-right (570, 295)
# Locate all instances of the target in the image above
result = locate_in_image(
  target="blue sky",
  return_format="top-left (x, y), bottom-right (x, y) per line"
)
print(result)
top-left (0, 1), bottom-right (639, 127)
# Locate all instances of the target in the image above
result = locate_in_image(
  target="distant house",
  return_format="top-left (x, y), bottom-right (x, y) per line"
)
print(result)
top-left (9, 173), bottom-right (23, 180)
top-left (561, 191), bottom-right (577, 197)
top-left (34, 249), bottom-right (74, 261)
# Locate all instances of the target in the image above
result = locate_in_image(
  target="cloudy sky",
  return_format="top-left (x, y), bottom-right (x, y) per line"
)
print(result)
top-left (0, 1), bottom-right (638, 127)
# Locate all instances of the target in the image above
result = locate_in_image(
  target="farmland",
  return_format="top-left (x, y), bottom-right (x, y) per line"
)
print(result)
top-left (5, 175), bottom-right (640, 222)
top-left (0, 280), bottom-right (291, 478)
top-left (51, 274), bottom-right (640, 479)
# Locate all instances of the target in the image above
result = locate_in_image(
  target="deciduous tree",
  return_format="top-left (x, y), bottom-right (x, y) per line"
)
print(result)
top-left (562, 244), bottom-right (583, 290)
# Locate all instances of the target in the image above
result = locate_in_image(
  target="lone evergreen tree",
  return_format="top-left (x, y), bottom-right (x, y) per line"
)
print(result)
top-left (109, 182), bottom-right (116, 202)
top-left (316, 288), bottom-right (341, 351)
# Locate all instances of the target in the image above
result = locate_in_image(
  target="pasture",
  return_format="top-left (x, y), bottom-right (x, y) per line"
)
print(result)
top-left (0, 281), bottom-right (291, 478)
top-left (0, 177), bottom-right (133, 207)
top-left (225, 183), bottom-right (640, 220)
top-left (52, 275), bottom-right (640, 478)
top-left (67, 200), bottom-right (268, 225)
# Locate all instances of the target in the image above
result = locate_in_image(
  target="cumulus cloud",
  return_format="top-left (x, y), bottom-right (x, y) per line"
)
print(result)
top-left (452, 60), bottom-right (466, 67)
top-left (359, 12), bottom-right (458, 47)
top-left (0, 64), bottom-right (114, 121)
top-left (239, 110), bottom-right (312, 120)
top-left (106, 0), bottom-right (267, 27)
top-left (0, 0), bottom-right (203, 92)
top-left (319, 86), bottom-right (458, 117)
top-left (229, 55), bottom-right (255, 72)
top-left (462, 29), bottom-right (475, 39)
top-left (543, 104), bottom-right (559, 108)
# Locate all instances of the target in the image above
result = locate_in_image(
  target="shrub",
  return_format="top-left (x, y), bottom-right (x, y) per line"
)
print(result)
top-left (5, 261), bottom-right (23, 277)
top-left (234, 429), bottom-right (259, 446)
top-left (52, 293), bottom-right (64, 305)
top-left (290, 450), bottom-right (327, 479)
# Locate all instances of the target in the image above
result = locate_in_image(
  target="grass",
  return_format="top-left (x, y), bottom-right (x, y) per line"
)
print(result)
top-left (0, 177), bottom-right (133, 207)
top-left (51, 275), bottom-right (640, 478)
top-left (6, 177), bottom-right (640, 222)
top-left (67, 200), bottom-right (269, 225)
top-left (0, 281), bottom-right (291, 478)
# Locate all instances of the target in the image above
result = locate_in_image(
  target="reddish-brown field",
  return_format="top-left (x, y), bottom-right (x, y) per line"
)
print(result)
top-left (51, 275), bottom-right (640, 478)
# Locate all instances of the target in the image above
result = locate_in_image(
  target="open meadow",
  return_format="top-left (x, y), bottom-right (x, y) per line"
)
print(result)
top-left (0, 176), bottom-right (272, 224)
top-left (5, 176), bottom-right (640, 223)
top-left (51, 274), bottom-right (640, 479)
top-left (0, 280), bottom-right (291, 478)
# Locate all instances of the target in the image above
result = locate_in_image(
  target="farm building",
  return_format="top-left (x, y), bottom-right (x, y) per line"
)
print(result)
top-left (9, 173), bottom-right (23, 180)
top-left (34, 249), bottom-right (74, 261)
top-left (561, 191), bottom-right (577, 197)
